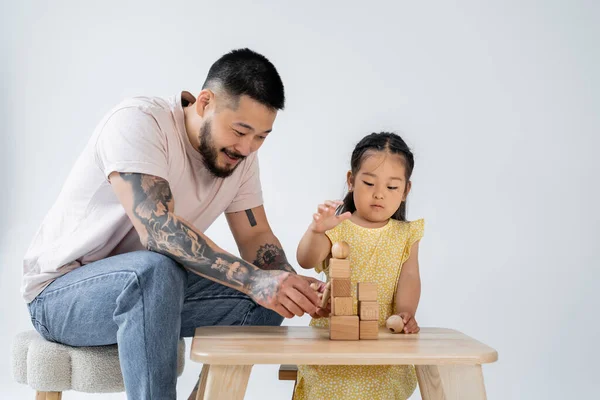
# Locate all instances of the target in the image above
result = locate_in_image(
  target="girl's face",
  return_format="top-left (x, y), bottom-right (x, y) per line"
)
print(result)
top-left (347, 151), bottom-right (411, 226)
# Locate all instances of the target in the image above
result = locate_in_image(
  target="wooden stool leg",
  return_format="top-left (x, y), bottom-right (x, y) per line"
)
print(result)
top-left (36, 393), bottom-right (62, 400)
top-left (416, 364), bottom-right (487, 400)
top-left (203, 364), bottom-right (253, 400)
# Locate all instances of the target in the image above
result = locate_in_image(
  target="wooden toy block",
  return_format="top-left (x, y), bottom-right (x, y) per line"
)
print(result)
top-left (319, 282), bottom-right (331, 309)
top-left (360, 320), bottom-right (379, 340)
top-left (358, 301), bottom-right (379, 321)
top-left (331, 241), bottom-right (350, 259)
top-left (330, 316), bottom-right (359, 340)
top-left (329, 259), bottom-right (351, 279)
top-left (331, 278), bottom-right (351, 297)
top-left (357, 282), bottom-right (377, 301)
top-left (332, 297), bottom-right (353, 316)
top-left (310, 281), bottom-right (331, 309)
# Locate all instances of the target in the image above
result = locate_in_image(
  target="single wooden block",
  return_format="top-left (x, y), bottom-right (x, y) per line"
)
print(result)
top-left (332, 297), bottom-right (353, 316)
top-left (331, 278), bottom-right (351, 297)
top-left (329, 259), bottom-right (351, 279)
top-left (319, 281), bottom-right (331, 309)
top-left (357, 282), bottom-right (377, 301)
top-left (360, 320), bottom-right (379, 340)
top-left (331, 241), bottom-right (350, 259)
top-left (330, 316), bottom-right (359, 340)
top-left (358, 301), bottom-right (379, 321)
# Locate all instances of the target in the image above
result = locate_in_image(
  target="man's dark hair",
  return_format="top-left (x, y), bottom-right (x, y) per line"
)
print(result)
top-left (202, 48), bottom-right (285, 110)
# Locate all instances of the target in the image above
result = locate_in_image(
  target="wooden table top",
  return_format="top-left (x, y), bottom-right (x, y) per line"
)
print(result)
top-left (190, 326), bottom-right (498, 366)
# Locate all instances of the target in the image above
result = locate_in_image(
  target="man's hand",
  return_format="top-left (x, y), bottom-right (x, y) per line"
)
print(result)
top-left (248, 271), bottom-right (326, 318)
top-left (308, 281), bottom-right (331, 319)
top-left (398, 312), bottom-right (420, 334)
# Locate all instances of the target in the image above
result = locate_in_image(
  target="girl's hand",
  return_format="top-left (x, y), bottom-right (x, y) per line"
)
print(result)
top-left (310, 200), bottom-right (352, 234)
top-left (398, 312), bottom-right (420, 334)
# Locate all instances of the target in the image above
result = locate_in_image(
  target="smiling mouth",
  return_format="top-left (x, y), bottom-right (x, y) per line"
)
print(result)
top-left (222, 150), bottom-right (243, 164)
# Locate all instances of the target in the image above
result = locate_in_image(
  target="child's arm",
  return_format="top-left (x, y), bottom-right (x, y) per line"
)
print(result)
top-left (297, 228), bottom-right (332, 269)
top-left (296, 200), bottom-right (352, 269)
top-left (394, 240), bottom-right (422, 333)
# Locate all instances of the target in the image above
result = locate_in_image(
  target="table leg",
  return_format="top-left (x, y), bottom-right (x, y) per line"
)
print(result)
top-left (192, 364), bottom-right (210, 400)
top-left (202, 364), bottom-right (253, 400)
top-left (416, 364), bottom-right (487, 400)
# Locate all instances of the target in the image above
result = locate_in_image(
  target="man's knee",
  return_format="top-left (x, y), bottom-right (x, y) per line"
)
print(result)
top-left (245, 306), bottom-right (284, 327)
top-left (127, 251), bottom-right (186, 292)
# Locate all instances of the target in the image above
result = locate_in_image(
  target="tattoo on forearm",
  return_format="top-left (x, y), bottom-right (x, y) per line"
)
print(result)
top-left (253, 243), bottom-right (296, 273)
top-left (245, 209), bottom-right (257, 227)
top-left (119, 173), bottom-right (284, 303)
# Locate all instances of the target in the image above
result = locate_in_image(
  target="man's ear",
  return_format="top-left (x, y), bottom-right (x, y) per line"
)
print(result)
top-left (195, 89), bottom-right (214, 117)
top-left (403, 180), bottom-right (412, 201)
top-left (346, 170), bottom-right (354, 191)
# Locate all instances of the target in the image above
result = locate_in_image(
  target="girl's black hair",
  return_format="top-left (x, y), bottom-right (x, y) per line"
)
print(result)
top-left (337, 132), bottom-right (415, 221)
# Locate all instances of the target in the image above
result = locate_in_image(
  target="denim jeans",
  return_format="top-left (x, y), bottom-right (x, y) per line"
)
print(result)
top-left (27, 250), bottom-right (283, 399)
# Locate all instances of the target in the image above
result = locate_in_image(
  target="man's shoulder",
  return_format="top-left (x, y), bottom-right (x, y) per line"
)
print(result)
top-left (95, 94), bottom-right (181, 142)
top-left (110, 95), bottom-right (175, 117)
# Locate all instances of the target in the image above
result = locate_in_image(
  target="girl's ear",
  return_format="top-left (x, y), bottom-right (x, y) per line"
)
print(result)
top-left (346, 170), bottom-right (354, 191)
top-left (403, 180), bottom-right (412, 201)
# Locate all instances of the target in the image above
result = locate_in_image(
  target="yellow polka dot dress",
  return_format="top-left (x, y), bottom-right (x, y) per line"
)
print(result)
top-left (293, 218), bottom-right (425, 400)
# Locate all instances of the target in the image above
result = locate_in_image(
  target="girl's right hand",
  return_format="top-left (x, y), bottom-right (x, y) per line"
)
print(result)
top-left (310, 200), bottom-right (352, 233)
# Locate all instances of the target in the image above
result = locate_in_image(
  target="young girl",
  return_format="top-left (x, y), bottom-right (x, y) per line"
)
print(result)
top-left (294, 132), bottom-right (424, 400)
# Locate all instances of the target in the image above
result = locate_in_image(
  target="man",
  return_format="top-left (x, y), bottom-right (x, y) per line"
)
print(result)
top-left (22, 48), bottom-right (325, 399)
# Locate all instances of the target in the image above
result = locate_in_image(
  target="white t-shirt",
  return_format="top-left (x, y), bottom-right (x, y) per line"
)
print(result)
top-left (22, 91), bottom-right (263, 303)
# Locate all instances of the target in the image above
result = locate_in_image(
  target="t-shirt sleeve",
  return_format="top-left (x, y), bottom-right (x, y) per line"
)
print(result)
top-left (225, 154), bottom-right (264, 213)
top-left (94, 107), bottom-right (169, 181)
top-left (401, 218), bottom-right (425, 264)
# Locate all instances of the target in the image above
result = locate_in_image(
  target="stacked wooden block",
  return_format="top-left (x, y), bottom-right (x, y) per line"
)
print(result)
top-left (328, 242), bottom-right (379, 341)
top-left (357, 282), bottom-right (379, 340)
top-left (329, 245), bottom-right (357, 340)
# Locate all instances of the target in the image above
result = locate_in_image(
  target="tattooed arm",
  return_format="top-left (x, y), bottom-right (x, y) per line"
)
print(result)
top-left (226, 206), bottom-right (296, 274)
top-left (108, 172), bottom-right (321, 318)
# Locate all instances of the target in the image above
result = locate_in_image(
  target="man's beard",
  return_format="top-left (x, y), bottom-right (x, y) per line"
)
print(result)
top-left (198, 120), bottom-right (245, 178)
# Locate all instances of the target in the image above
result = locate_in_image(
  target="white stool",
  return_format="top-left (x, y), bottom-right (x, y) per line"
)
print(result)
top-left (12, 330), bottom-right (185, 399)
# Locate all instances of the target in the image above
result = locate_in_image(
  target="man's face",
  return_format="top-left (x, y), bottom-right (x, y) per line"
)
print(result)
top-left (198, 95), bottom-right (277, 178)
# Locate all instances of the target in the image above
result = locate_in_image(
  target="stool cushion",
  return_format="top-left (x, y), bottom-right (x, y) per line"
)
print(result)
top-left (12, 331), bottom-right (185, 393)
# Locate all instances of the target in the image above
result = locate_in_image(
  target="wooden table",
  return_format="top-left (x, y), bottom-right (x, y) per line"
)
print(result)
top-left (190, 326), bottom-right (498, 400)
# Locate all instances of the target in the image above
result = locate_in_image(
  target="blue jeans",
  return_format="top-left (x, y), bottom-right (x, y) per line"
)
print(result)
top-left (27, 250), bottom-right (283, 399)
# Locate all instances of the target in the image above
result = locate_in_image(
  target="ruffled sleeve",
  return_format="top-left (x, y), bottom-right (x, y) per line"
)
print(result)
top-left (401, 219), bottom-right (425, 264)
